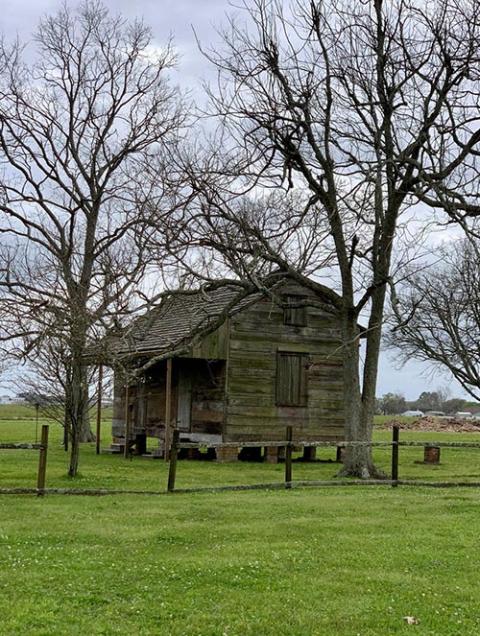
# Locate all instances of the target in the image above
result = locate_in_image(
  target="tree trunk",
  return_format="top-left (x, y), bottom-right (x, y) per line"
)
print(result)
top-left (337, 309), bottom-right (384, 479)
top-left (69, 424), bottom-right (80, 478)
top-left (63, 412), bottom-right (69, 452)
top-left (67, 354), bottom-right (92, 476)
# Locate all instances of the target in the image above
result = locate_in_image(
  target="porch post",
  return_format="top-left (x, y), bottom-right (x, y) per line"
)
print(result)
top-left (95, 364), bottom-right (103, 455)
top-left (164, 357), bottom-right (173, 460)
top-left (123, 383), bottom-right (130, 459)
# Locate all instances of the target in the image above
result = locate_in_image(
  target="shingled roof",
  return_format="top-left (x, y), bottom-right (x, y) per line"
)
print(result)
top-left (111, 284), bottom-right (258, 358)
top-left (88, 276), bottom-right (345, 363)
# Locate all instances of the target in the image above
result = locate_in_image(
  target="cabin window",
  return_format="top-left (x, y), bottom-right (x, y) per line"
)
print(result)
top-left (283, 295), bottom-right (307, 327)
top-left (276, 352), bottom-right (308, 406)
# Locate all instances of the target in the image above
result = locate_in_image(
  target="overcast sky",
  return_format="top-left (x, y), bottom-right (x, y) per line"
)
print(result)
top-left (1, 0), bottom-right (469, 401)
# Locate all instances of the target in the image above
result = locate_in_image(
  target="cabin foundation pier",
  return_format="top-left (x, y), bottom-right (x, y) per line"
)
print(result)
top-left (264, 446), bottom-right (279, 464)
top-left (215, 447), bottom-right (239, 462)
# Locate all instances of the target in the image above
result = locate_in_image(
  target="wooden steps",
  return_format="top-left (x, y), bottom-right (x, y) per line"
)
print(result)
top-left (102, 443), bottom-right (124, 454)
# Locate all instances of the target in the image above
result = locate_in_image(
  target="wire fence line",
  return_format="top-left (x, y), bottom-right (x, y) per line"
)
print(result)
top-left (165, 425), bottom-right (479, 493)
top-left (2, 424), bottom-right (480, 496)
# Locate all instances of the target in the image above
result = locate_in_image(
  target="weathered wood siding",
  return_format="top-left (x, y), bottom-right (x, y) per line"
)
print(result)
top-left (224, 284), bottom-right (345, 442)
top-left (182, 321), bottom-right (229, 360)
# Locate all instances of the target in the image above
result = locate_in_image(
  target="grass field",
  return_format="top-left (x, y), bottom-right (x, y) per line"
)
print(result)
top-left (0, 402), bottom-right (113, 422)
top-left (1, 411), bottom-right (480, 634)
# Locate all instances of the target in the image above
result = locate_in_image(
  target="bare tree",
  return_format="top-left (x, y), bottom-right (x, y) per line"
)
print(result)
top-left (0, 314), bottom-right (97, 449)
top-left (9, 338), bottom-right (113, 451)
top-left (377, 393), bottom-right (406, 416)
top-left (389, 239), bottom-right (480, 401)
top-left (154, 0), bottom-right (480, 477)
top-left (0, 1), bottom-right (184, 476)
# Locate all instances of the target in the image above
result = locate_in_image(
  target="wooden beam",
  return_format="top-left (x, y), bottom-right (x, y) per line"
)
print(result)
top-left (123, 383), bottom-right (130, 459)
top-left (164, 358), bottom-right (173, 460)
top-left (95, 365), bottom-right (103, 455)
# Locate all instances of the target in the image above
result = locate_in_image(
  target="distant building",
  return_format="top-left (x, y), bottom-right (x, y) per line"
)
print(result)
top-left (455, 411), bottom-right (473, 419)
top-left (402, 410), bottom-right (424, 417)
top-left (425, 411), bottom-right (445, 417)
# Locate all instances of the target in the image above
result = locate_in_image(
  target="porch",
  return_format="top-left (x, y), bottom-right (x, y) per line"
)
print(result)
top-left (111, 357), bottom-right (226, 457)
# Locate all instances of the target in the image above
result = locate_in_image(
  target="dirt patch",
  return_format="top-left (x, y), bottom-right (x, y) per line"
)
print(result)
top-left (379, 416), bottom-right (480, 433)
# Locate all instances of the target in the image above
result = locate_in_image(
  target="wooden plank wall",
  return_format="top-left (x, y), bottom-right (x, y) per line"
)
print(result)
top-left (225, 285), bottom-right (345, 442)
top-left (187, 321), bottom-right (229, 359)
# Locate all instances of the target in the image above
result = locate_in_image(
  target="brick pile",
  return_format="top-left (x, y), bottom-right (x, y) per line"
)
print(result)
top-left (380, 416), bottom-right (480, 433)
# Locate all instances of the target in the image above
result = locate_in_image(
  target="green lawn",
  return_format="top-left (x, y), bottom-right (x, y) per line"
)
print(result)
top-left (1, 417), bottom-right (480, 634)
top-left (0, 402), bottom-right (48, 420)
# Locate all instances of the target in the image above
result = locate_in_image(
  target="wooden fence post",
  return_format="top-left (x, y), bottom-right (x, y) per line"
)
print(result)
top-left (164, 358), bottom-right (173, 461)
top-left (285, 426), bottom-right (293, 489)
top-left (391, 425), bottom-right (399, 487)
top-left (167, 429), bottom-right (180, 493)
top-left (36, 425), bottom-right (49, 496)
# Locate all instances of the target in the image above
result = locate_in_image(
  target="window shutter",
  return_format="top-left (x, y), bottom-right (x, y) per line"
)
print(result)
top-left (284, 296), bottom-right (307, 327)
top-left (276, 352), bottom-right (309, 406)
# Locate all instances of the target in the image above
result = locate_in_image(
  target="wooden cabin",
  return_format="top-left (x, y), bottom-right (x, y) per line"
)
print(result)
top-left (108, 278), bottom-right (348, 462)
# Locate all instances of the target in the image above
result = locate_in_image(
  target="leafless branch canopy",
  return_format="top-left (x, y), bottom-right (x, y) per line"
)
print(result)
top-left (388, 239), bottom-right (480, 401)
top-left (0, 0), bottom-right (185, 474)
top-left (144, 0), bottom-right (480, 477)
